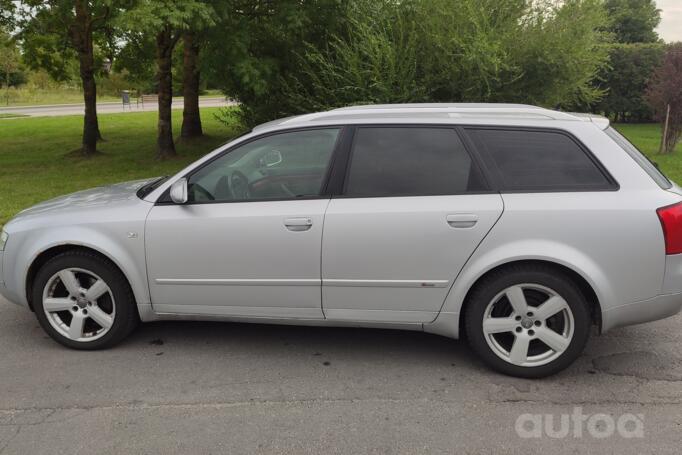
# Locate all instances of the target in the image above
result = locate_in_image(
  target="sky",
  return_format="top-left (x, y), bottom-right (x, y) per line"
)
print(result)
top-left (657, 0), bottom-right (682, 42)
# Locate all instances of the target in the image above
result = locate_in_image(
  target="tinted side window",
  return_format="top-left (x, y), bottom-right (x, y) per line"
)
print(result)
top-left (468, 129), bottom-right (613, 191)
top-left (344, 127), bottom-right (487, 197)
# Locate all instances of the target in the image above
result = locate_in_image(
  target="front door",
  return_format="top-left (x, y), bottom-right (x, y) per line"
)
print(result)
top-left (146, 128), bottom-right (342, 318)
top-left (321, 126), bottom-right (503, 323)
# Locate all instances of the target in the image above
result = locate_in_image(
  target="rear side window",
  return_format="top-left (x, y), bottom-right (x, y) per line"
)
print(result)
top-left (605, 127), bottom-right (672, 189)
top-left (467, 128), bottom-right (615, 191)
top-left (344, 127), bottom-right (488, 197)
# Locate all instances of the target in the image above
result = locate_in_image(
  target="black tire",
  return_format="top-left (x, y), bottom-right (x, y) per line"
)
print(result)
top-left (464, 264), bottom-right (591, 378)
top-left (32, 250), bottom-right (139, 350)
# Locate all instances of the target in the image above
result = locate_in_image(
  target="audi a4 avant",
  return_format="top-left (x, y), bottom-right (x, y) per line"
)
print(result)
top-left (2, 104), bottom-right (682, 377)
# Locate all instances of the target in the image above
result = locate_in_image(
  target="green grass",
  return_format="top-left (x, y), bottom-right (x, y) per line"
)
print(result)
top-left (0, 118), bottom-right (679, 228)
top-left (0, 113), bottom-right (28, 119)
top-left (2, 87), bottom-right (225, 107)
top-left (0, 107), bottom-right (244, 226)
top-left (2, 87), bottom-right (120, 106)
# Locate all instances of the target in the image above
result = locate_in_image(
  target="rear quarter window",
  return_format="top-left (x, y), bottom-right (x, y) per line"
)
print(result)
top-left (605, 127), bottom-right (672, 190)
top-left (466, 128), bottom-right (616, 192)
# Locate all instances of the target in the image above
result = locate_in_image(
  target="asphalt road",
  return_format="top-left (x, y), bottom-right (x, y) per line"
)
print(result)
top-left (1, 295), bottom-right (681, 454)
top-left (0, 97), bottom-right (233, 117)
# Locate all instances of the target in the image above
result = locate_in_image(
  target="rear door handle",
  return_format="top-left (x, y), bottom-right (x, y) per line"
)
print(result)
top-left (446, 214), bottom-right (478, 228)
top-left (284, 217), bottom-right (313, 231)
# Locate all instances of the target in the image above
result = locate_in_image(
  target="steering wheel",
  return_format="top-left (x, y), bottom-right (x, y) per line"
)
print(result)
top-left (188, 183), bottom-right (215, 201)
top-left (230, 170), bottom-right (251, 199)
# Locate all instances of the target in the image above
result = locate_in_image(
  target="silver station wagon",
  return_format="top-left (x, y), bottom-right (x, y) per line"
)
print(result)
top-left (2, 103), bottom-right (681, 378)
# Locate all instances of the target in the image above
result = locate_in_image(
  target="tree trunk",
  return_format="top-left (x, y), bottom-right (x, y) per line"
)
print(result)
top-left (181, 32), bottom-right (202, 139)
top-left (156, 27), bottom-right (178, 159)
top-left (72, 0), bottom-right (101, 156)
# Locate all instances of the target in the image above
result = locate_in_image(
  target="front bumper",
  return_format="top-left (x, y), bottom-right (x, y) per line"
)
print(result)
top-left (0, 249), bottom-right (7, 301)
top-left (0, 250), bottom-right (20, 306)
top-left (602, 292), bottom-right (682, 332)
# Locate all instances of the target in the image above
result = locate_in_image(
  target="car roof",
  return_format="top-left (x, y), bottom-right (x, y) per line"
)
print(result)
top-left (253, 103), bottom-right (610, 131)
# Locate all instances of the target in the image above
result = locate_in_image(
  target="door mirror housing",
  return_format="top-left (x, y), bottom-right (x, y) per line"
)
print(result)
top-left (170, 178), bottom-right (188, 204)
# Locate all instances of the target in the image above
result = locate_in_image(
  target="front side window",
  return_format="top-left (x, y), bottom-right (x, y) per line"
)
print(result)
top-left (344, 127), bottom-right (487, 197)
top-left (187, 128), bottom-right (340, 202)
top-left (468, 128), bottom-right (614, 191)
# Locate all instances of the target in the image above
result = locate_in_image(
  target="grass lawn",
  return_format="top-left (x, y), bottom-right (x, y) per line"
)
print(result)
top-left (0, 113), bottom-right (28, 119)
top-left (0, 116), bottom-right (679, 227)
top-left (2, 88), bottom-right (120, 106)
top-left (0, 107), bottom-right (244, 226)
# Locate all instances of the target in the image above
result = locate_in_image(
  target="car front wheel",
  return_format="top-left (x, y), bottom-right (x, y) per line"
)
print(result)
top-left (33, 250), bottom-right (138, 349)
top-left (465, 264), bottom-right (591, 378)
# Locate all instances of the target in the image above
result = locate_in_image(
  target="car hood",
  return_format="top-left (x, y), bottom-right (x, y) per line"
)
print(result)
top-left (6, 178), bottom-right (157, 229)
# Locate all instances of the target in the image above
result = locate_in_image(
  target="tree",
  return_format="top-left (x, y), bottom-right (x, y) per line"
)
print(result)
top-left (180, 32), bottom-right (202, 138)
top-left (0, 29), bottom-right (22, 106)
top-left (179, 0), bottom-right (224, 140)
top-left (20, 1), bottom-right (121, 156)
top-left (0, 0), bottom-right (15, 29)
top-left (123, 0), bottom-right (214, 159)
top-left (595, 43), bottom-right (664, 122)
top-left (111, 26), bottom-right (157, 94)
top-left (646, 43), bottom-right (682, 154)
top-left (604, 0), bottom-right (661, 43)
top-left (203, 0), bottom-right (350, 126)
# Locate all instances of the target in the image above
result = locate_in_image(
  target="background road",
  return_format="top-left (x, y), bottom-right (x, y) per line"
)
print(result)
top-left (1, 295), bottom-right (681, 454)
top-left (0, 97), bottom-right (233, 118)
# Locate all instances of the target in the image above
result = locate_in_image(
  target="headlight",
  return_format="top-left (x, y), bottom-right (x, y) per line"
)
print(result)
top-left (0, 230), bottom-right (8, 251)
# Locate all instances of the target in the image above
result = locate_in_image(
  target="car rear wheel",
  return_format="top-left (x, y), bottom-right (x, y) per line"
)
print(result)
top-left (33, 250), bottom-right (138, 349)
top-left (465, 264), bottom-right (591, 378)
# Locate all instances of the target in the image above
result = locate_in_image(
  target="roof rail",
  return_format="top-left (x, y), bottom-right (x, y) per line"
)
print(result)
top-left (277, 104), bottom-right (581, 125)
top-left (253, 104), bottom-right (610, 131)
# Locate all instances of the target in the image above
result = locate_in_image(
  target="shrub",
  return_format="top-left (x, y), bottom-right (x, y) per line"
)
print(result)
top-left (221, 0), bottom-right (610, 126)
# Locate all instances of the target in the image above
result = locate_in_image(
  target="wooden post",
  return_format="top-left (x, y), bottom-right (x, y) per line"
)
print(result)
top-left (660, 104), bottom-right (671, 154)
top-left (5, 67), bottom-right (9, 106)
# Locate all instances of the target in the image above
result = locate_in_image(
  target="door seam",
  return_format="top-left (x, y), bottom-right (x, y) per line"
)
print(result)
top-left (430, 193), bottom-right (506, 322)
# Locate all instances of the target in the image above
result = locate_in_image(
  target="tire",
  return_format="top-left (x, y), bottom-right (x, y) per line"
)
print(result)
top-left (32, 250), bottom-right (139, 350)
top-left (464, 264), bottom-right (591, 378)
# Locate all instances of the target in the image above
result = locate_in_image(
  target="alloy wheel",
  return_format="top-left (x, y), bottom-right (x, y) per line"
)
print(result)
top-left (482, 283), bottom-right (574, 367)
top-left (42, 268), bottom-right (116, 342)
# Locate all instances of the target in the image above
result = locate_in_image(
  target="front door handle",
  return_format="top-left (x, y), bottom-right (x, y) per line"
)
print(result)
top-left (284, 217), bottom-right (313, 231)
top-left (446, 214), bottom-right (478, 228)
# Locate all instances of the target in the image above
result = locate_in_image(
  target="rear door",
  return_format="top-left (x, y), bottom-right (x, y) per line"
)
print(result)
top-left (321, 126), bottom-right (503, 323)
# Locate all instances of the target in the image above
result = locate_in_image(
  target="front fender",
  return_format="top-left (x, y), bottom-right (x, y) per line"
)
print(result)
top-left (5, 225), bottom-right (150, 309)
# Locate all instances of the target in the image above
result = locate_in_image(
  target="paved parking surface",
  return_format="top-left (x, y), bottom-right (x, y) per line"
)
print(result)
top-left (1, 295), bottom-right (681, 454)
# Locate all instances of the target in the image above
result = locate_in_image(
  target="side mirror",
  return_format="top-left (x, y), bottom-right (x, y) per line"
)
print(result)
top-left (169, 178), bottom-right (188, 204)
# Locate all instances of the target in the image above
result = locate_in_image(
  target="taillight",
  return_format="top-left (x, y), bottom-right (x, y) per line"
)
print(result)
top-left (657, 202), bottom-right (682, 255)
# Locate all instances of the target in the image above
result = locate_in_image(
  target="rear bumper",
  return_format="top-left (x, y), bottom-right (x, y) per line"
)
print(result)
top-left (602, 292), bottom-right (682, 332)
